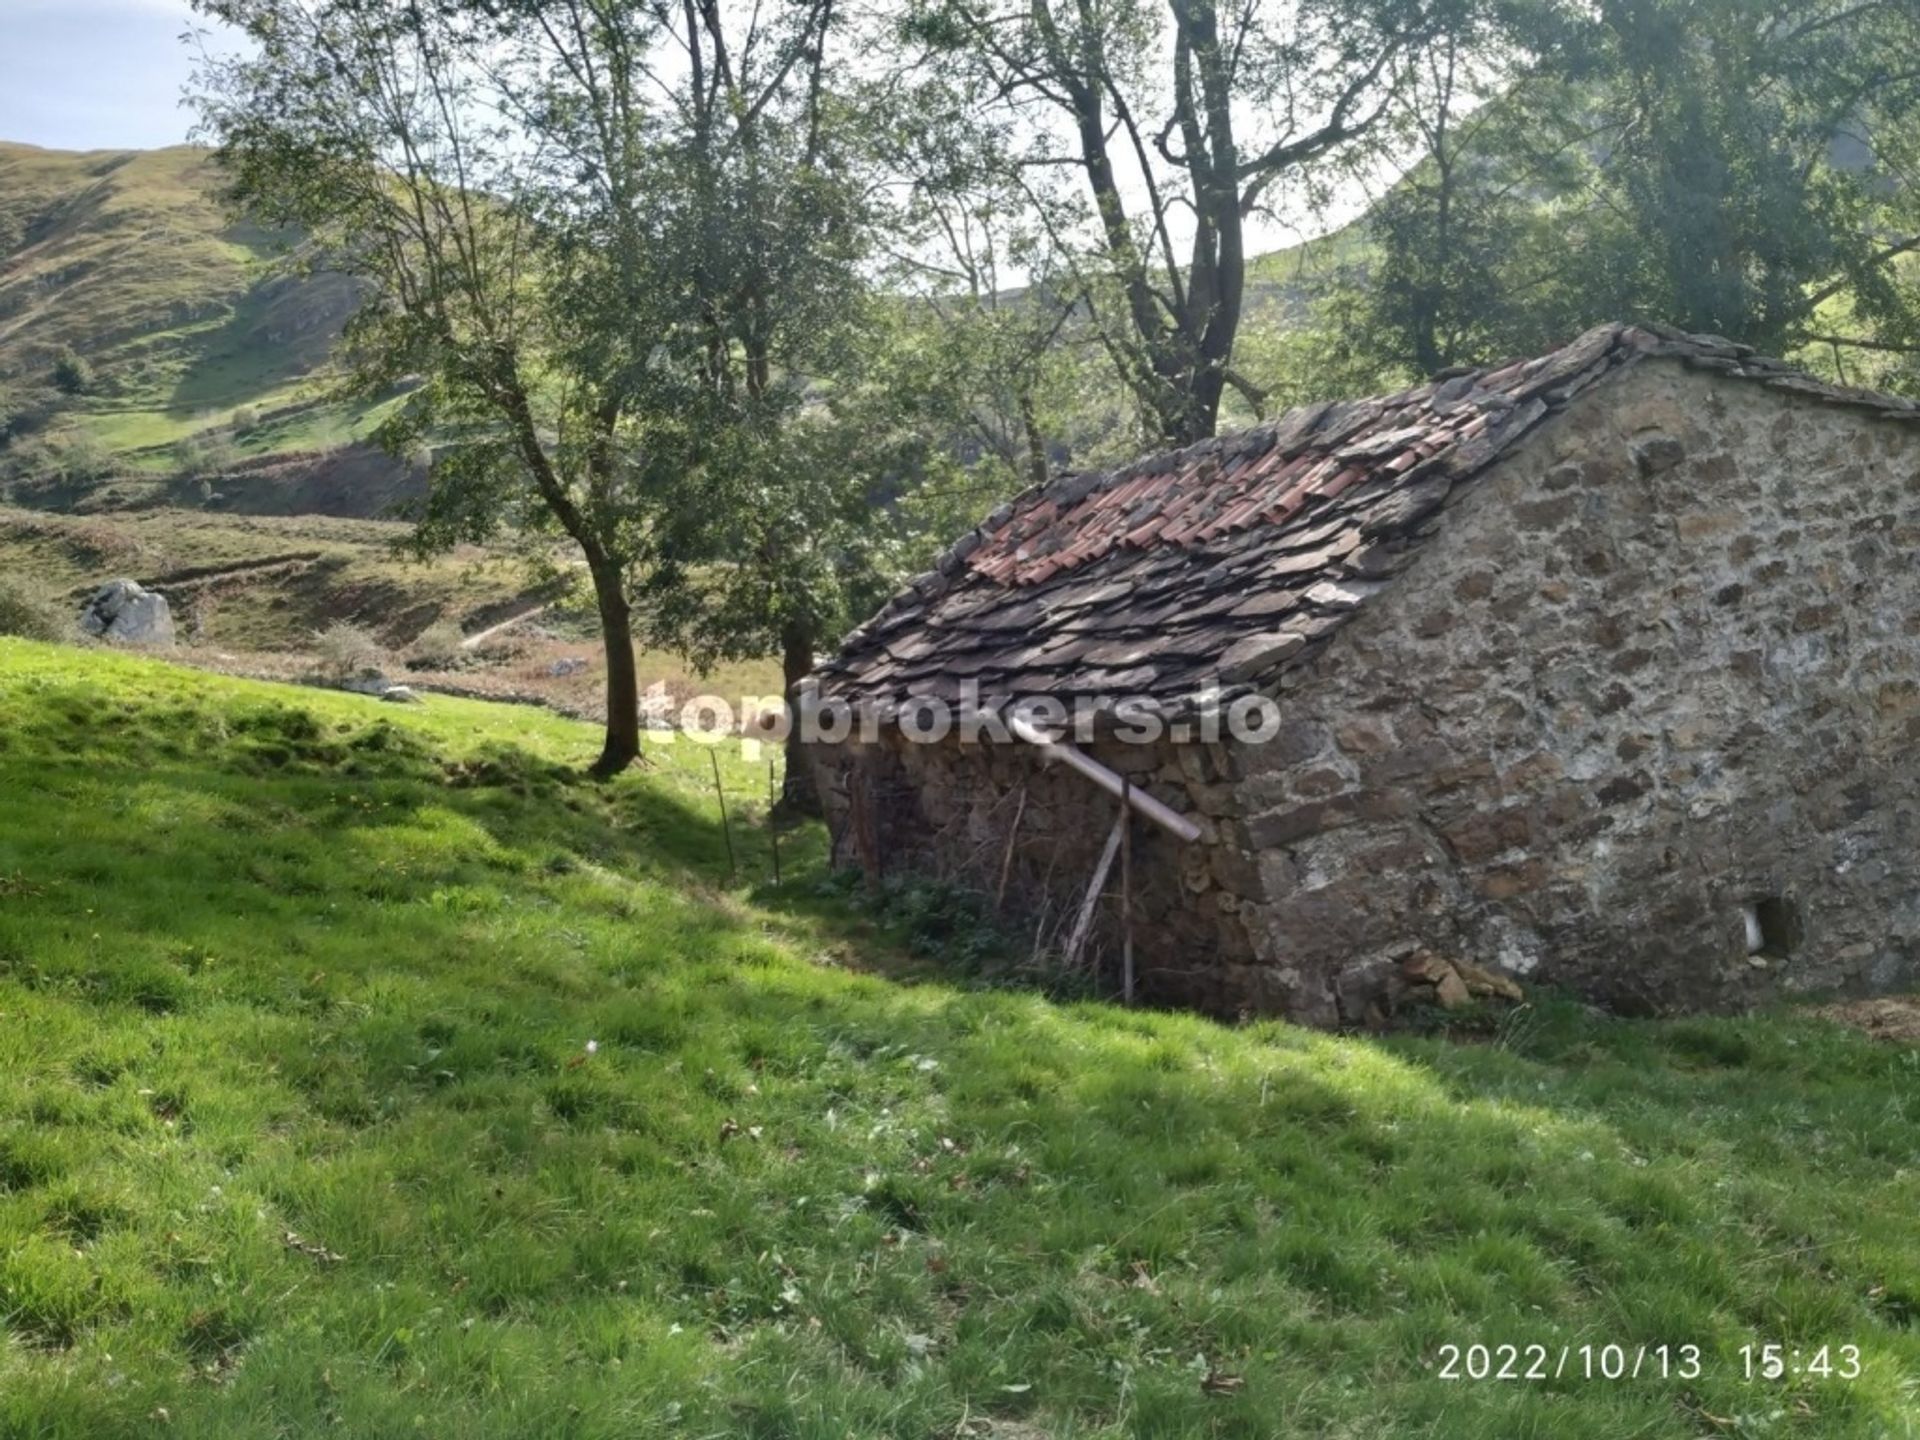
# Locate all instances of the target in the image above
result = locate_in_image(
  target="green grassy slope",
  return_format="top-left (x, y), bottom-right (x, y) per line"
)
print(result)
top-left (0, 142), bottom-right (397, 507)
top-left (0, 640), bottom-right (1916, 1438)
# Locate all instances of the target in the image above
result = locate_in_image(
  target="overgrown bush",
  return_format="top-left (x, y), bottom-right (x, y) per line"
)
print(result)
top-left (176, 430), bottom-right (238, 479)
top-left (0, 581), bottom-right (67, 642)
top-left (0, 384), bottom-right (62, 448)
top-left (230, 406), bottom-right (262, 437)
top-left (50, 348), bottom-right (94, 397)
top-left (406, 619), bottom-right (467, 668)
top-left (0, 429), bottom-right (115, 486)
top-left (311, 622), bottom-right (389, 679)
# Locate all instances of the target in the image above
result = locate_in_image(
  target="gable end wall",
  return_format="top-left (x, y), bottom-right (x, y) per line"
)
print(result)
top-left (1233, 360), bottom-right (1920, 1022)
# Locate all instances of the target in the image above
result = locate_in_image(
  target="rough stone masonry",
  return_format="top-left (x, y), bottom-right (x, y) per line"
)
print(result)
top-left (807, 325), bottom-right (1920, 1025)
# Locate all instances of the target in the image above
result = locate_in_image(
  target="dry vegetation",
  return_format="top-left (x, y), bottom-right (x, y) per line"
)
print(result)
top-left (0, 506), bottom-right (782, 715)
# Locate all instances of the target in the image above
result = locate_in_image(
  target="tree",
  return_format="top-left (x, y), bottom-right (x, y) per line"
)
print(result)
top-left (897, 0), bottom-right (1465, 446)
top-left (1332, 0), bottom-right (1590, 374)
top-left (193, 0), bottom-right (840, 775)
top-left (636, 379), bottom-right (926, 811)
top-left (1347, 0), bottom-right (1920, 377)
top-left (876, 87), bottom-right (1095, 486)
top-left (599, 2), bottom-right (909, 811)
top-left (1581, 0), bottom-right (1920, 356)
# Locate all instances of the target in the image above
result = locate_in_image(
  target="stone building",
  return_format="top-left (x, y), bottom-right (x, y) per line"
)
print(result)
top-left (804, 324), bottom-right (1920, 1024)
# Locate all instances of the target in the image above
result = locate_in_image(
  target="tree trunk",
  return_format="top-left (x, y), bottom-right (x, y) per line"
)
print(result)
top-left (777, 620), bottom-right (820, 817)
top-left (1019, 392), bottom-right (1049, 488)
top-left (587, 555), bottom-right (642, 777)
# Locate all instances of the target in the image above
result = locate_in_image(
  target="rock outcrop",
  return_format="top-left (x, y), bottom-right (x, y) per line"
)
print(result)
top-left (79, 580), bottom-right (176, 648)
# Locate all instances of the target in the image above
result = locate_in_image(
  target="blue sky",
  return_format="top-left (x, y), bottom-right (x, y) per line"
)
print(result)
top-left (0, 0), bottom-right (240, 151)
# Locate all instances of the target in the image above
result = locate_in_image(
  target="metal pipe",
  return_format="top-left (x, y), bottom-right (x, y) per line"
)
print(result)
top-left (1007, 714), bottom-right (1203, 842)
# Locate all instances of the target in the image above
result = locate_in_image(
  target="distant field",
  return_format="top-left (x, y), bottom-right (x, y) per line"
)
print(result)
top-left (0, 507), bottom-right (531, 652)
top-left (82, 389), bottom-right (400, 469)
top-left (0, 640), bottom-right (1916, 1439)
top-left (0, 505), bottom-right (785, 711)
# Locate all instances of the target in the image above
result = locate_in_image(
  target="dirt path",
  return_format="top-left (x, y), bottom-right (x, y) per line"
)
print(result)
top-left (461, 601), bottom-right (550, 650)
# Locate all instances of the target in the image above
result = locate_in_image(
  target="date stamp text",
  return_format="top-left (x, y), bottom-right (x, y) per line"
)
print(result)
top-left (1434, 1342), bottom-right (1865, 1383)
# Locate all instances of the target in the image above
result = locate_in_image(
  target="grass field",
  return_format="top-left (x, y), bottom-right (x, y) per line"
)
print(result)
top-left (82, 389), bottom-right (399, 470)
top-left (0, 639), bottom-right (1917, 1439)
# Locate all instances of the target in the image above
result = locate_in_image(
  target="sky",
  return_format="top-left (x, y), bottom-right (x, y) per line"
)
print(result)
top-left (0, 0), bottom-right (240, 152)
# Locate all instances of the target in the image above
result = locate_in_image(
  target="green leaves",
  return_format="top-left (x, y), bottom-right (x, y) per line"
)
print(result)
top-left (1339, 0), bottom-right (1920, 381)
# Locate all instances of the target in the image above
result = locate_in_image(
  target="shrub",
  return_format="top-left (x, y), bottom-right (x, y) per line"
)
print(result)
top-left (230, 406), bottom-right (262, 437)
top-left (406, 619), bottom-right (467, 668)
top-left (0, 385), bottom-right (62, 448)
top-left (50, 348), bottom-right (94, 397)
top-left (176, 430), bottom-right (238, 479)
top-left (1, 429), bottom-right (115, 486)
top-left (0, 581), bottom-right (66, 642)
top-left (311, 622), bottom-right (389, 679)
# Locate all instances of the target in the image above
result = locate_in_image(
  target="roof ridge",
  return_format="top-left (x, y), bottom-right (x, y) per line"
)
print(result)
top-left (819, 321), bottom-right (1920, 712)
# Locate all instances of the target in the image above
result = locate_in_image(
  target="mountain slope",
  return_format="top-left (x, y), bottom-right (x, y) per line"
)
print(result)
top-left (0, 141), bottom-right (405, 513)
top-left (0, 143), bottom-right (344, 399)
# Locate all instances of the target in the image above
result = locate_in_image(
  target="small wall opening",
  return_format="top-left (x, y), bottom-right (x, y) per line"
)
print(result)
top-left (1743, 896), bottom-right (1803, 958)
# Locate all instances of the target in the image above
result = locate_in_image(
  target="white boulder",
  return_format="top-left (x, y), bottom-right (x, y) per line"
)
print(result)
top-left (79, 579), bottom-right (176, 648)
top-left (338, 672), bottom-right (393, 696)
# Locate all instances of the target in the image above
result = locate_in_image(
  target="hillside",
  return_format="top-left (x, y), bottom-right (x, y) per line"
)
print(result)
top-left (1, 639), bottom-right (1916, 1438)
top-left (0, 507), bottom-right (535, 651)
top-left (0, 141), bottom-right (409, 515)
top-left (0, 143), bottom-right (548, 682)
top-left (0, 140), bottom-right (1383, 525)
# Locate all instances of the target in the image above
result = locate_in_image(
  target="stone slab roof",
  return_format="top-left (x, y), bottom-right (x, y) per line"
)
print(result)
top-left (813, 322), bottom-right (1920, 720)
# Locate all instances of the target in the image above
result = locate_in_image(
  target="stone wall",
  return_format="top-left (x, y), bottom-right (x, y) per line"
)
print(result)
top-left (1233, 359), bottom-right (1920, 1022)
top-left (809, 726), bottom-right (1279, 1011)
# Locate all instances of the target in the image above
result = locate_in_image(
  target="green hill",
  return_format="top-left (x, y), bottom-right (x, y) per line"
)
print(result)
top-left (0, 144), bottom-right (471, 652)
top-left (0, 638), bottom-right (1916, 1438)
top-left (0, 142), bottom-right (404, 512)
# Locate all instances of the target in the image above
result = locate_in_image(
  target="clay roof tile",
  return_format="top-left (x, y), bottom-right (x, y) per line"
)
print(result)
top-left (815, 323), bottom-right (1918, 709)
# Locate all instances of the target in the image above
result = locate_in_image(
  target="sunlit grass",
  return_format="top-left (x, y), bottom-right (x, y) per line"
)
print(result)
top-left (0, 640), bottom-right (1915, 1438)
top-left (81, 386), bottom-right (399, 465)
